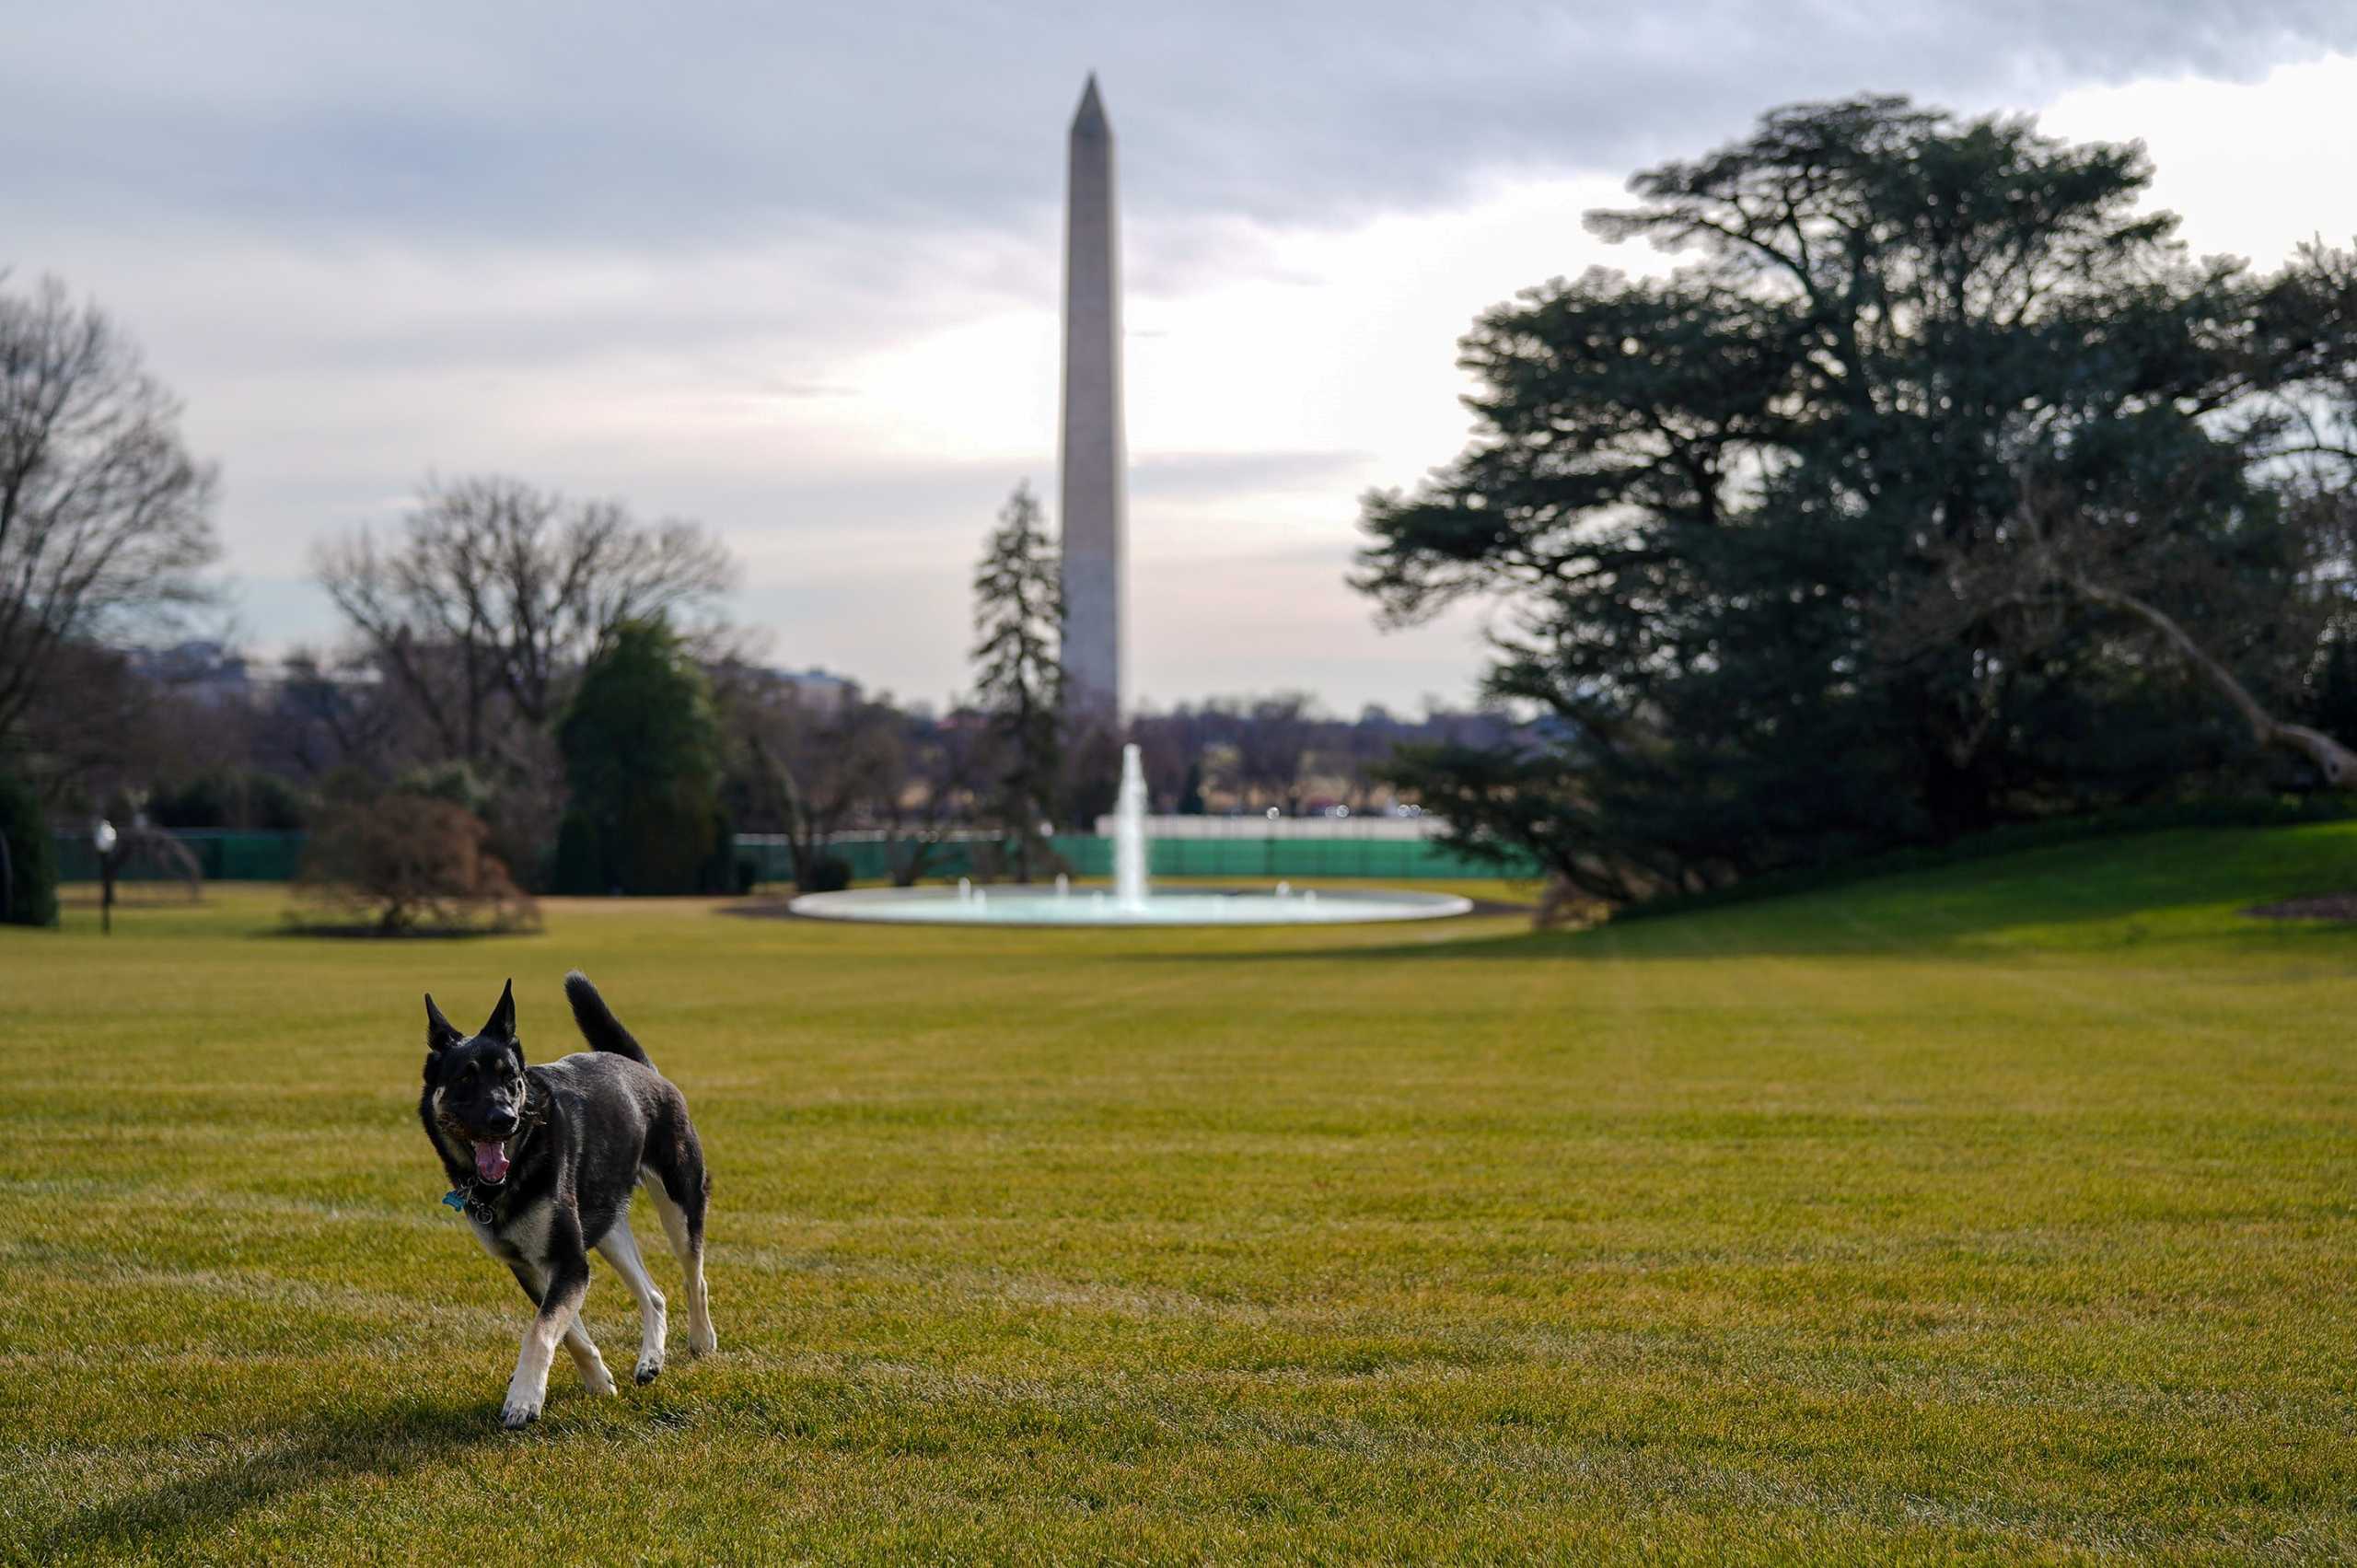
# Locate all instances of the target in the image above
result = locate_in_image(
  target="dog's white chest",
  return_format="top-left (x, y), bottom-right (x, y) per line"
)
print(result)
top-left (471, 1197), bottom-right (557, 1267)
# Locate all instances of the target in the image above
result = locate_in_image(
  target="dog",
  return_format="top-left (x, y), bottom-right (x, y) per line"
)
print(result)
top-left (418, 970), bottom-right (714, 1428)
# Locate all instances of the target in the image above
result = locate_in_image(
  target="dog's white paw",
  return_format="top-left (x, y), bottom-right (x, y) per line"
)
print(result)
top-left (635, 1352), bottom-right (664, 1386)
top-left (500, 1396), bottom-right (542, 1430)
top-left (688, 1323), bottom-right (717, 1358)
top-left (583, 1362), bottom-right (618, 1397)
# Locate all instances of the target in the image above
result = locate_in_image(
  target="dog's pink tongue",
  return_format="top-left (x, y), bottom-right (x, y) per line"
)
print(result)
top-left (472, 1140), bottom-right (510, 1183)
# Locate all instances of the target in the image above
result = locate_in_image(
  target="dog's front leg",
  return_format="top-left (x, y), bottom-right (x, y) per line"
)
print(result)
top-left (505, 1260), bottom-right (616, 1401)
top-left (504, 1233), bottom-right (592, 1429)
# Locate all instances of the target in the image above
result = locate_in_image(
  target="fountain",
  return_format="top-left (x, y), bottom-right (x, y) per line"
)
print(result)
top-left (1112, 742), bottom-right (1150, 910)
top-left (788, 743), bottom-right (1472, 927)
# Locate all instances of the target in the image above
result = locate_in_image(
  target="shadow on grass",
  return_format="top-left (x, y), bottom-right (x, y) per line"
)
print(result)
top-left (1130, 926), bottom-right (1608, 965)
top-left (56, 890), bottom-right (205, 909)
top-left (1129, 888), bottom-right (2357, 966)
top-left (265, 914), bottom-right (539, 940)
top-left (33, 1395), bottom-right (508, 1558)
top-left (1110, 827), bottom-right (2357, 965)
top-left (1138, 909), bottom-right (2357, 966)
top-left (264, 924), bottom-right (526, 940)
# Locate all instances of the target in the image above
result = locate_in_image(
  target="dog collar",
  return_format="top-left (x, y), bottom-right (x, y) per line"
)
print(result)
top-left (438, 1084), bottom-right (543, 1224)
top-left (442, 1185), bottom-right (501, 1224)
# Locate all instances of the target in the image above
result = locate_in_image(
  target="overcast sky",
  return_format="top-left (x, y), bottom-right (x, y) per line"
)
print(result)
top-left (8, 4), bottom-right (2357, 713)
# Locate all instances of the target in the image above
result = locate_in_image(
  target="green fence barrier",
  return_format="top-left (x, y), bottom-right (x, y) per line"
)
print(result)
top-left (1140, 836), bottom-right (1528, 880)
top-left (734, 832), bottom-right (1535, 885)
top-left (59, 829), bottom-right (1534, 887)
top-left (54, 830), bottom-right (306, 882)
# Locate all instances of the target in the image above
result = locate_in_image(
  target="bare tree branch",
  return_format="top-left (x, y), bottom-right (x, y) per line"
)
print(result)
top-left (313, 476), bottom-right (735, 767)
top-left (1882, 456), bottom-right (2357, 788)
top-left (2067, 575), bottom-right (2357, 785)
top-left (0, 276), bottom-right (217, 750)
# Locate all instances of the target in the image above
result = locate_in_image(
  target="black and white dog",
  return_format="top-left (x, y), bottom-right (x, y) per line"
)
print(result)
top-left (419, 970), bottom-right (715, 1428)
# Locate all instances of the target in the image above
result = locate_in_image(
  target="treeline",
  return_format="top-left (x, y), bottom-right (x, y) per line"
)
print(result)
top-left (0, 264), bottom-right (1514, 932)
top-left (0, 296), bottom-right (1505, 928)
top-left (729, 680), bottom-right (1519, 891)
top-left (0, 263), bottom-right (1501, 928)
top-left (13, 624), bottom-right (1508, 885)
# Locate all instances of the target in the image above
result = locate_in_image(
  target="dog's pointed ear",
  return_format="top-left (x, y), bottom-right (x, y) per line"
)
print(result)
top-left (424, 993), bottom-right (462, 1054)
top-left (481, 978), bottom-right (517, 1044)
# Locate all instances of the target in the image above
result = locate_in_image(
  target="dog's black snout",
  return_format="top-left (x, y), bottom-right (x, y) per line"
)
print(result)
top-left (485, 1109), bottom-right (519, 1136)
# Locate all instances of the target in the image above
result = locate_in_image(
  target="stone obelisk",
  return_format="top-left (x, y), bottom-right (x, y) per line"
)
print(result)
top-left (1059, 74), bottom-right (1125, 719)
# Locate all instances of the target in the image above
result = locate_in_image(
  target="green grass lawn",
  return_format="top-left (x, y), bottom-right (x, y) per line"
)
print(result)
top-left (4, 830), bottom-right (2356, 1563)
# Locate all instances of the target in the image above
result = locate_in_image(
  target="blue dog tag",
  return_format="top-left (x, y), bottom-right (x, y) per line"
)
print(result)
top-left (443, 1190), bottom-right (466, 1212)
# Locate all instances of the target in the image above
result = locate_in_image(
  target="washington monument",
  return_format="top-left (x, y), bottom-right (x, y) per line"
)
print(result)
top-left (1059, 74), bottom-right (1125, 717)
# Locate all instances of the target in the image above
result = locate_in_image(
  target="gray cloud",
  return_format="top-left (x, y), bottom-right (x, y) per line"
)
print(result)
top-left (1132, 451), bottom-right (1371, 500)
top-left (6, 1), bottom-right (2352, 250)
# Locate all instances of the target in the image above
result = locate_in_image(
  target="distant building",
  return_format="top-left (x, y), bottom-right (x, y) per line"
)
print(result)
top-left (127, 641), bottom-right (379, 708)
top-left (127, 641), bottom-right (256, 706)
top-left (766, 666), bottom-right (857, 711)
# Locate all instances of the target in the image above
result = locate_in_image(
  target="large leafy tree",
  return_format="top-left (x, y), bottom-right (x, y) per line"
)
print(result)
top-left (971, 481), bottom-right (1062, 880)
top-left (1358, 96), bottom-right (2357, 902)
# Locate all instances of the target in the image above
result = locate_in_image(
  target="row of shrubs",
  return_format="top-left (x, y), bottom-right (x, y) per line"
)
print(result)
top-left (291, 756), bottom-right (764, 935)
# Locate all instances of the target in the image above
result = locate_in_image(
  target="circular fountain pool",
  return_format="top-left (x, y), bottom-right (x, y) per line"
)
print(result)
top-left (788, 744), bottom-right (1474, 928)
top-left (787, 883), bottom-right (1473, 927)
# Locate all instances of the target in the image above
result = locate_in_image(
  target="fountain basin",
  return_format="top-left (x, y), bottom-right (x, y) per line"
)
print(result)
top-left (787, 885), bottom-right (1473, 926)
top-left (792, 744), bottom-right (1474, 927)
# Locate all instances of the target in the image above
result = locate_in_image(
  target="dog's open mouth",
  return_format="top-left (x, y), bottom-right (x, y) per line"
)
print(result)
top-left (472, 1139), bottom-right (512, 1184)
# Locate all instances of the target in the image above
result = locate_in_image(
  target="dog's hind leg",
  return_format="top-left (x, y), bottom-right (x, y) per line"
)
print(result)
top-left (642, 1153), bottom-right (714, 1358)
top-left (506, 1261), bottom-right (617, 1400)
top-left (593, 1222), bottom-right (668, 1385)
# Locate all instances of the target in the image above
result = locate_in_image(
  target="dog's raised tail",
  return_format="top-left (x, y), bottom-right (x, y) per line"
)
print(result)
top-left (564, 970), bottom-right (655, 1069)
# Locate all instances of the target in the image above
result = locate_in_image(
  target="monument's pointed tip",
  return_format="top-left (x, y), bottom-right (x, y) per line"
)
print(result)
top-left (1073, 73), bottom-right (1109, 135)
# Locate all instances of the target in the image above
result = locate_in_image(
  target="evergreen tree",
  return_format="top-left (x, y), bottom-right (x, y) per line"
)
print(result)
top-left (553, 618), bottom-right (729, 895)
top-left (0, 772), bottom-right (58, 927)
top-left (971, 482), bottom-right (1062, 880)
top-left (1358, 97), bottom-right (2357, 903)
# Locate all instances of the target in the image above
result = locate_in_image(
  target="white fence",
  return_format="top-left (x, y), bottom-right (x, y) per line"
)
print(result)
top-left (1089, 814), bottom-right (1444, 841)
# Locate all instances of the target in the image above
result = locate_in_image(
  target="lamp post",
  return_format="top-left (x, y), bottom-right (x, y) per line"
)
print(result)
top-left (93, 819), bottom-right (119, 935)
